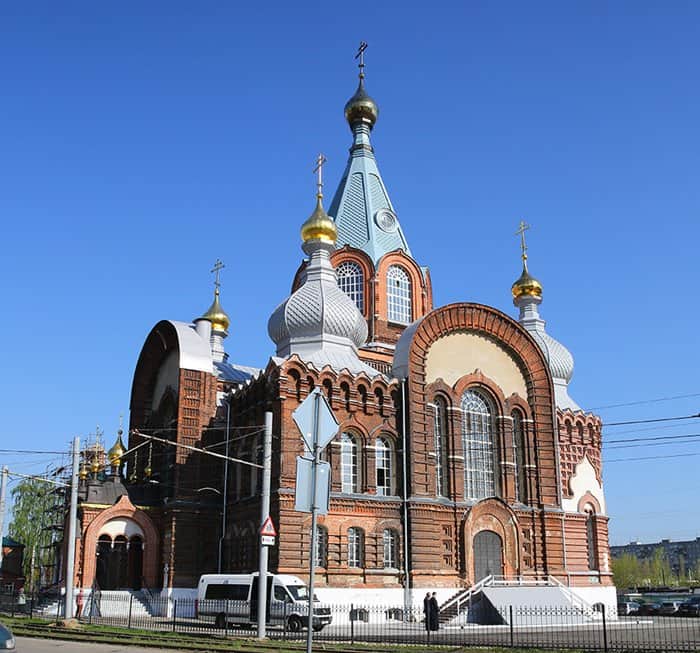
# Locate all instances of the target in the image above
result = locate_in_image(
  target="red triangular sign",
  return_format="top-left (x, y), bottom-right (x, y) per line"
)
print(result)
top-left (260, 516), bottom-right (277, 537)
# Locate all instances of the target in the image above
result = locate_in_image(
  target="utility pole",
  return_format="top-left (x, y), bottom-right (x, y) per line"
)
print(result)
top-left (257, 411), bottom-right (273, 639)
top-left (0, 466), bottom-right (7, 570)
top-left (305, 394), bottom-right (320, 653)
top-left (64, 436), bottom-right (80, 619)
top-left (219, 396), bottom-right (232, 573)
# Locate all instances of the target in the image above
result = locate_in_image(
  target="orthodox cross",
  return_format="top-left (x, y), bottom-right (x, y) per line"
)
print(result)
top-left (211, 259), bottom-right (225, 292)
top-left (515, 220), bottom-right (530, 264)
top-left (313, 153), bottom-right (327, 197)
top-left (355, 41), bottom-right (368, 78)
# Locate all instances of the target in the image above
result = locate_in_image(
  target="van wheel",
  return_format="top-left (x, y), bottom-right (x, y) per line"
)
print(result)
top-left (312, 624), bottom-right (325, 632)
top-left (288, 615), bottom-right (303, 632)
top-left (215, 613), bottom-right (226, 629)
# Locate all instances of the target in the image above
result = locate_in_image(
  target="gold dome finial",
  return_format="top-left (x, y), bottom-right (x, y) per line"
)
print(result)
top-left (512, 220), bottom-right (543, 301)
top-left (108, 417), bottom-right (126, 467)
top-left (344, 41), bottom-right (379, 128)
top-left (199, 259), bottom-right (231, 334)
top-left (301, 153), bottom-right (338, 245)
top-left (79, 462), bottom-right (88, 481)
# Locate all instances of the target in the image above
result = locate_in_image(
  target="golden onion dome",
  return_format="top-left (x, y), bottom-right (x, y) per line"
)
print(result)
top-left (512, 264), bottom-right (543, 301)
top-left (200, 289), bottom-right (230, 334)
top-left (79, 464), bottom-right (88, 481)
top-left (301, 195), bottom-right (337, 245)
top-left (90, 457), bottom-right (100, 474)
top-left (344, 78), bottom-right (379, 128)
top-left (144, 465), bottom-right (152, 478)
top-left (107, 432), bottom-right (126, 466)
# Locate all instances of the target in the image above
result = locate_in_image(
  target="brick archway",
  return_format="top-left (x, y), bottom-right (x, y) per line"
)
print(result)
top-left (80, 495), bottom-right (159, 589)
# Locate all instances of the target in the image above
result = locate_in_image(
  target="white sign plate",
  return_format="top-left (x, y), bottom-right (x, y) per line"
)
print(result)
top-left (261, 535), bottom-right (275, 546)
top-left (292, 388), bottom-right (339, 453)
top-left (294, 457), bottom-right (330, 514)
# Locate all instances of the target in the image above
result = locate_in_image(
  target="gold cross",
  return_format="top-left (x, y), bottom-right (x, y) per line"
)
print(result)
top-left (313, 153), bottom-right (327, 198)
top-left (211, 259), bottom-right (225, 291)
top-left (355, 41), bottom-right (368, 78)
top-left (515, 220), bottom-right (530, 264)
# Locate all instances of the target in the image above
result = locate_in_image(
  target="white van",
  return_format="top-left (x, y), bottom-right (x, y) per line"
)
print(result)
top-left (196, 573), bottom-right (332, 632)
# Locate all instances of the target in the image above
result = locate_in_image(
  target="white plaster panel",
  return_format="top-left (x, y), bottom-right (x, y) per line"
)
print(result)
top-left (425, 331), bottom-right (527, 398)
top-left (98, 518), bottom-right (144, 540)
top-left (562, 455), bottom-right (607, 516)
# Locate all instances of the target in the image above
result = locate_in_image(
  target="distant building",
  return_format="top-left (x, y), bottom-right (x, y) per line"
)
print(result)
top-left (611, 538), bottom-right (700, 578)
top-left (1, 536), bottom-right (25, 591)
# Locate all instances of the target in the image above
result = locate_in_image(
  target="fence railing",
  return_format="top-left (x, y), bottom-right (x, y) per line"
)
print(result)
top-left (1, 589), bottom-right (699, 651)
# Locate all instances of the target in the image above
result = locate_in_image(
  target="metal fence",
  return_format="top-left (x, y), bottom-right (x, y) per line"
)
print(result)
top-left (2, 589), bottom-right (700, 651)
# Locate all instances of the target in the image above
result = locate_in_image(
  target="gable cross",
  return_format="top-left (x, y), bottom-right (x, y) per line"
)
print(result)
top-left (313, 153), bottom-right (327, 197)
top-left (355, 41), bottom-right (368, 77)
top-left (515, 220), bottom-right (530, 263)
top-left (211, 259), bottom-right (225, 291)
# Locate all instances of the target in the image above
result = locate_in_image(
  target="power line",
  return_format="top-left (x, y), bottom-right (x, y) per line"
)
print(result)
top-left (606, 452), bottom-right (700, 463)
top-left (0, 449), bottom-right (66, 455)
top-left (604, 413), bottom-right (700, 427)
top-left (586, 392), bottom-right (700, 411)
top-left (605, 432), bottom-right (700, 444)
top-left (605, 437), bottom-right (700, 450)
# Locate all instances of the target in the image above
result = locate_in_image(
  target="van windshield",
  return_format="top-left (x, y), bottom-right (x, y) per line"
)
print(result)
top-left (286, 585), bottom-right (309, 601)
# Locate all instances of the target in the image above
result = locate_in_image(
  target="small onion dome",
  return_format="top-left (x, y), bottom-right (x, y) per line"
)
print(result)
top-left (200, 289), bottom-right (230, 334)
top-left (512, 265), bottom-right (543, 301)
top-left (108, 432), bottom-right (126, 466)
top-left (344, 78), bottom-right (379, 128)
top-left (90, 457), bottom-right (100, 474)
top-left (79, 464), bottom-right (88, 481)
top-left (301, 196), bottom-right (337, 245)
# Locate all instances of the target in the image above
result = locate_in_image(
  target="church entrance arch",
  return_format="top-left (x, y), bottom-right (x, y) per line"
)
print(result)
top-left (473, 530), bottom-right (503, 581)
top-left (95, 520), bottom-right (144, 590)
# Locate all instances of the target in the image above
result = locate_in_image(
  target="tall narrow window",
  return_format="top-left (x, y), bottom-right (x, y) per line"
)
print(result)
top-left (341, 433), bottom-right (359, 493)
top-left (315, 525), bottom-right (328, 568)
top-left (337, 261), bottom-right (365, 313)
top-left (347, 527), bottom-right (364, 568)
top-left (433, 398), bottom-right (450, 497)
top-left (375, 437), bottom-right (392, 496)
top-left (512, 411), bottom-right (528, 503)
top-left (585, 507), bottom-right (598, 570)
top-left (462, 390), bottom-right (497, 500)
top-left (387, 266), bottom-right (412, 324)
top-left (382, 529), bottom-right (398, 568)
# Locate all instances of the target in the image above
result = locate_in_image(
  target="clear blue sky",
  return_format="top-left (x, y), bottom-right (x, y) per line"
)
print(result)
top-left (1, 2), bottom-right (699, 547)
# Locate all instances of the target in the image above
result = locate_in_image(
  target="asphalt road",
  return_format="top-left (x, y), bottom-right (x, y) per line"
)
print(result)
top-left (15, 638), bottom-right (176, 653)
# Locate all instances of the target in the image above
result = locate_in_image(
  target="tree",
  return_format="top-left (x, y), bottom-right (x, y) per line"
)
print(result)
top-left (8, 477), bottom-right (64, 591)
top-left (612, 553), bottom-right (642, 589)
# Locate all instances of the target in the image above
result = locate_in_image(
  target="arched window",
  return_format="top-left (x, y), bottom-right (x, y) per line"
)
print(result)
top-left (337, 261), bottom-right (365, 313)
top-left (375, 437), bottom-right (392, 496)
top-left (341, 433), bottom-right (359, 493)
top-left (433, 398), bottom-right (450, 497)
top-left (584, 506), bottom-right (598, 570)
top-left (461, 390), bottom-right (498, 500)
top-left (315, 525), bottom-right (328, 568)
top-left (512, 411), bottom-right (528, 503)
top-left (387, 266), bottom-right (412, 324)
top-left (347, 527), bottom-right (364, 568)
top-left (382, 529), bottom-right (399, 569)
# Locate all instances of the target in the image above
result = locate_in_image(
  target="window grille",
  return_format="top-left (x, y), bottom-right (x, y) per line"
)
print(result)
top-left (347, 527), bottom-right (364, 568)
top-left (341, 433), bottom-right (359, 493)
top-left (513, 411), bottom-right (528, 503)
top-left (462, 390), bottom-right (496, 500)
top-left (375, 437), bottom-right (392, 496)
top-left (383, 529), bottom-right (398, 568)
top-left (387, 265), bottom-right (412, 324)
top-left (337, 261), bottom-right (365, 313)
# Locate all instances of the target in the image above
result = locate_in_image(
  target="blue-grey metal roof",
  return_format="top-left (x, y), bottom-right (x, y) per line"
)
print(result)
top-left (214, 360), bottom-right (261, 384)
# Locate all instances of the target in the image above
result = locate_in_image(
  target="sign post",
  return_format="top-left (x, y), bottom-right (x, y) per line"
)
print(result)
top-left (292, 388), bottom-right (338, 653)
top-left (257, 411), bottom-right (273, 639)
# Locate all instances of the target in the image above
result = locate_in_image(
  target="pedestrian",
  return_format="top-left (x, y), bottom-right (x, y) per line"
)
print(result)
top-left (423, 592), bottom-right (431, 631)
top-left (75, 588), bottom-right (84, 619)
top-left (429, 592), bottom-right (440, 631)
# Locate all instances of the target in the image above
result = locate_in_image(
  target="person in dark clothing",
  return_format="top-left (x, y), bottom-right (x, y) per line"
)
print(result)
top-left (429, 592), bottom-right (440, 631)
top-left (423, 592), bottom-right (431, 631)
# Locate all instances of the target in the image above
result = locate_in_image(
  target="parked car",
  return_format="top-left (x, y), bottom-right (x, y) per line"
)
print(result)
top-left (617, 601), bottom-right (640, 615)
top-left (659, 600), bottom-right (683, 615)
top-left (637, 602), bottom-right (661, 616)
top-left (678, 596), bottom-right (700, 617)
top-left (0, 622), bottom-right (15, 651)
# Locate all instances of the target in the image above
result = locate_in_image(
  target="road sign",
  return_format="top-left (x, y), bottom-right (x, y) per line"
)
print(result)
top-left (260, 516), bottom-right (277, 537)
top-left (261, 535), bottom-right (275, 547)
top-left (294, 457), bottom-right (330, 514)
top-left (292, 389), bottom-right (339, 452)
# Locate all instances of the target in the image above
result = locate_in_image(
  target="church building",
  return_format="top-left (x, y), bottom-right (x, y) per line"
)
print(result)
top-left (68, 52), bottom-right (614, 610)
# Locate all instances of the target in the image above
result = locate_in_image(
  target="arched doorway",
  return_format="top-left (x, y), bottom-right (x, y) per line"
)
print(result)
top-left (473, 530), bottom-right (503, 581)
top-left (95, 519), bottom-right (145, 590)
